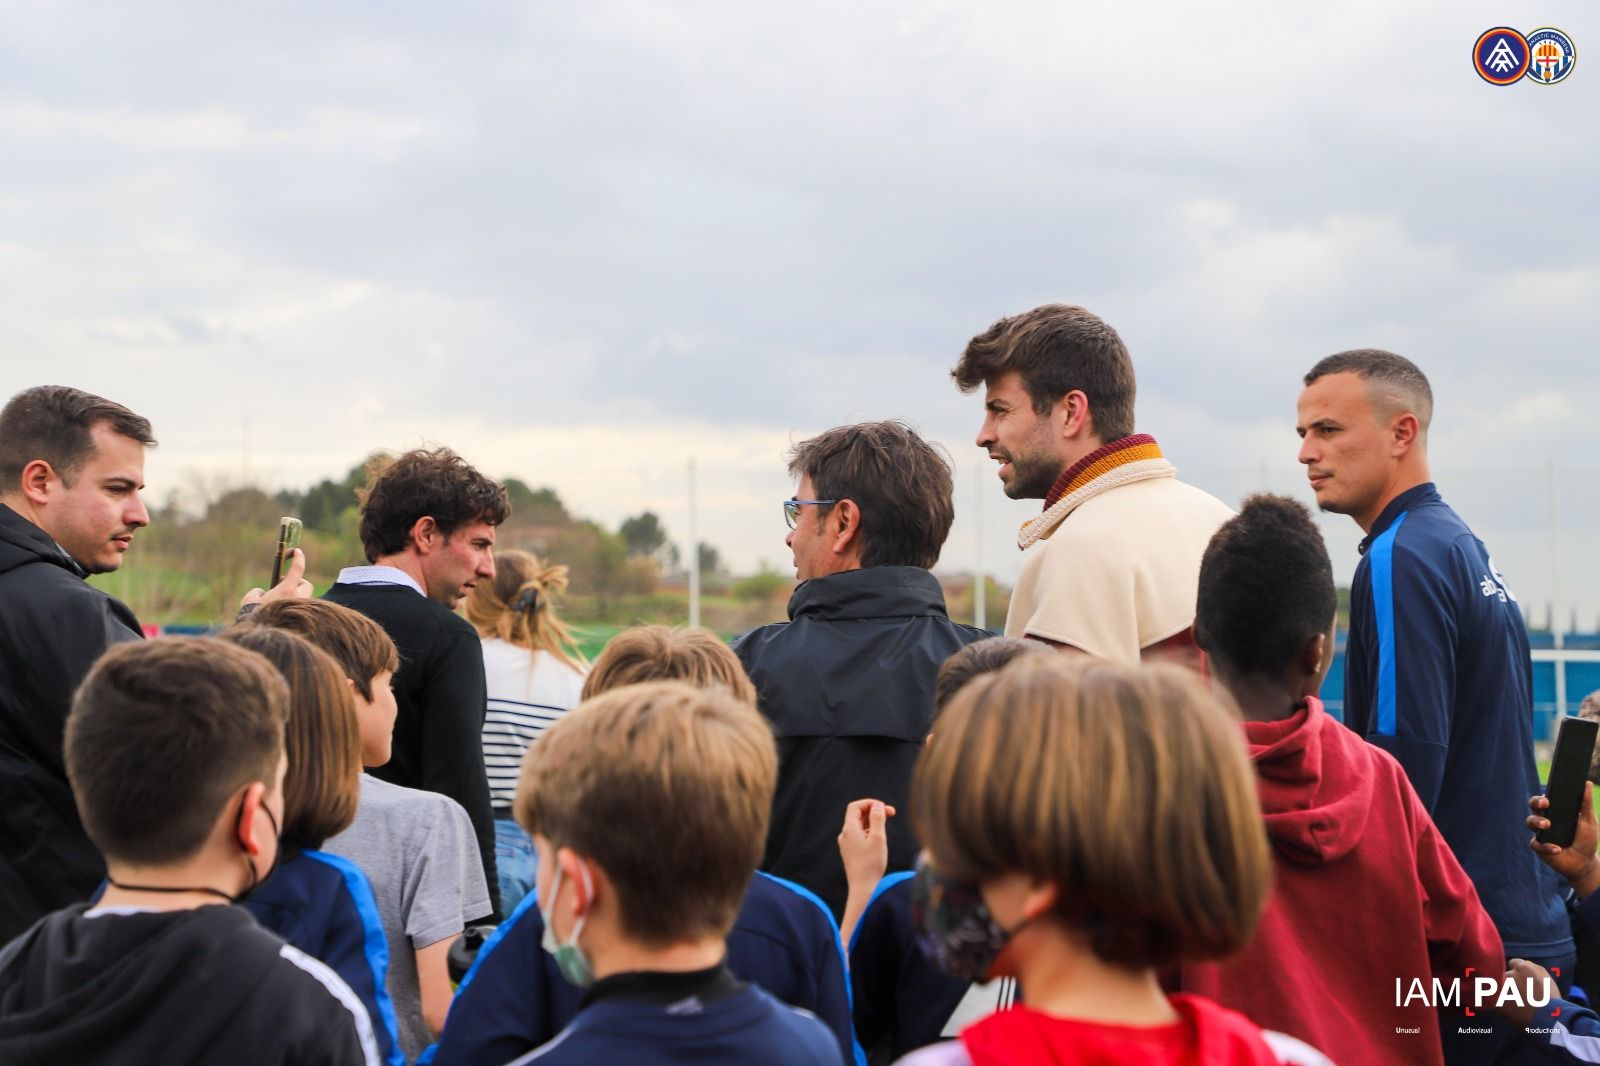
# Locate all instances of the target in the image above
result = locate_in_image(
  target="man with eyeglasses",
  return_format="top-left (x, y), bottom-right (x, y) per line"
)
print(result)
top-left (733, 420), bottom-right (987, 918)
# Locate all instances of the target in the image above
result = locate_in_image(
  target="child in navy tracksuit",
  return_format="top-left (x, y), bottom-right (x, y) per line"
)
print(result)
top-left (428, 870), bottom-right (852, 1064)
top-left (837, 638), bottom-right (1042, 1064)
top-left (485, 678), bottom-right (841, 1065)
top-left (429, 624), bottom-right (849, 1065)
top-left (221, 627), bottom-right (404, 1066)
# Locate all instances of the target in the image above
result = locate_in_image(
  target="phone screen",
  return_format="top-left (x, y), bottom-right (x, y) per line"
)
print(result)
top-left (1538, 716), bottom-right (1599, 849)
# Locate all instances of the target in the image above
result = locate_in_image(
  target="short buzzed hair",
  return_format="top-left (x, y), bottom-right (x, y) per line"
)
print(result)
top-left (0, 386), bottom-right (156, 490)
top-left (66, 638), bottom-right (287, 865)
top-left (1304, 350), bottom-right (1433, 434)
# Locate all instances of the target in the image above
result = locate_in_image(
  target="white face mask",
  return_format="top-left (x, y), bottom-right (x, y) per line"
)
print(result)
top-left (539, 860), bottom-right (596, 987)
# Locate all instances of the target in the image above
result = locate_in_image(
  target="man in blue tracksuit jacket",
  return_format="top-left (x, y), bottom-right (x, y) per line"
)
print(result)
top-left (1298, 350), bottom-right (1570, 1061)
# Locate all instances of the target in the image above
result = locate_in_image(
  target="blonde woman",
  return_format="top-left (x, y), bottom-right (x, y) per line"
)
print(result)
top-left (465, 550), bottom-right (587, 912)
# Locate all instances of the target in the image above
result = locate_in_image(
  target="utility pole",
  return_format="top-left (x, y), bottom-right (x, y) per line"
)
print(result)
top-left (973, 457), bottom-right (986, 631)
top-left (688, 457), bottom-right (700, 628)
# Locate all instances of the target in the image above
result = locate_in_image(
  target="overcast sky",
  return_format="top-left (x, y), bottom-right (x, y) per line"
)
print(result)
top-left (4, 2), bottom-right (1598, 623)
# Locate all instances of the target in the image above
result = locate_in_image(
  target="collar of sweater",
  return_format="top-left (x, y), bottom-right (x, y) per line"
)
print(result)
top-left (1019, 434), bottom-right (1175, 550)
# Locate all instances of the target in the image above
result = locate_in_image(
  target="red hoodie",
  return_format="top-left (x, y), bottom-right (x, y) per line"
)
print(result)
top-left (1180, 697), bottom-right (1505, 1066)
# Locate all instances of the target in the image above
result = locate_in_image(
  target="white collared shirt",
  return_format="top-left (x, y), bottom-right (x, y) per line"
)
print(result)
top-left (334, 564), bottom-right (425, 597)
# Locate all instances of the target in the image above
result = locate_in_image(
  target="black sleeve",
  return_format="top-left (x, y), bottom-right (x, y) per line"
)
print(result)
top-left (8, 580), bottom-right (141, 775)
top-left (417, 627), bottom-right (500, 919)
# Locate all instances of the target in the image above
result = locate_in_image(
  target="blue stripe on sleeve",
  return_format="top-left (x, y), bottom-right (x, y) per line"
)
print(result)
top-left (755, 871), bottom-right (867, 1066)
top-left (1370, 511), bottom-right (1409, 737)
top-left (850, 870), bottom-right (917, 955)
top-left (304, 849), bottom-right (406, 1066)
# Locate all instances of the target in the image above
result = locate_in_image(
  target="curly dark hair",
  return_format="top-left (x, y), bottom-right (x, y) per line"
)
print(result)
top-left (357, 447), bottom-right (509, 562)
top-left (1195, 494), bottom-right (1336, 679)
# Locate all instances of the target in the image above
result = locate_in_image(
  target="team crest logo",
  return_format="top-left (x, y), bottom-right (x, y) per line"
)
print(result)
top-left (1475, 27), bottom-right (1530, 85)
top-left (1526, 28), bottom-right (1577, 84)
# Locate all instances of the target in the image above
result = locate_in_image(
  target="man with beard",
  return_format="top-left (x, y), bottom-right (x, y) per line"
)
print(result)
top-left (952, 304), bottom-right (1231, 665)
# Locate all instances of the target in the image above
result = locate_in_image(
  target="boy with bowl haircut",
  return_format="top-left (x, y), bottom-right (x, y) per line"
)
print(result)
top-left (0, 637), bottom-right (378, 1066)
top-left (245, 597), bottom-right (488, 1059)
top-left (503, 680), bottom-right (842, 1065)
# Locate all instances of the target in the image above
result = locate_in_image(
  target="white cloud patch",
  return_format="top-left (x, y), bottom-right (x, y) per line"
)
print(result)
top-left (2, 1), bottom-right (1598, 617)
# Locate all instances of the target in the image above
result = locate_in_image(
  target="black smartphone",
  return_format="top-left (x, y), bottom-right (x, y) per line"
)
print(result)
top-left (271, 517), bottom-right (303, 588)
top-left (1538, 715), bottom-right (1599, 848)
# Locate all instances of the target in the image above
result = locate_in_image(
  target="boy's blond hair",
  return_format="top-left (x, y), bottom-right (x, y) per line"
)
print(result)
top-left (516, 680), bottom-right (776, 945)
top-left (911, 655), bottom-right (1270, 969)
top-left (581, 625), bottom-right (755, 705)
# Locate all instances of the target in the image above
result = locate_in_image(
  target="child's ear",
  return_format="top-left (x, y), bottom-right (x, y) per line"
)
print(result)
top-left (236, 781), bottom-right (270, 856)
top-left (557, 847), bottom-right (601, 917)
top-left (1022, 878), bottom-right (1060, 922)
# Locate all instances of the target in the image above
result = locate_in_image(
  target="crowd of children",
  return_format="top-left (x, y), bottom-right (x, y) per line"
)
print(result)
top-left (0, 369), bottom-right (1591, 1065)
top-left (3, 489), bottom-right (1584, 1065)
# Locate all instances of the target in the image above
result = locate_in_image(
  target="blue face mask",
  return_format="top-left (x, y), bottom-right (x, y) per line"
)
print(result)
top-left (539, 861), bottom-right (596, 987)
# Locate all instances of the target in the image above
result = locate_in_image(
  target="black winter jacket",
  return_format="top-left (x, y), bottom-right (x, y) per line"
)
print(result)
top-left (733, 566), bottom-right (988, 916)
top-left (0, 504), bottom-right (142, 942)
top-left (0, 903), bottom-right (377, 1065)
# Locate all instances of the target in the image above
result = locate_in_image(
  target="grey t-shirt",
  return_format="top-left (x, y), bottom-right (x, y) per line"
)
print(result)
top-left (325, 774), bottom-right (492, 1062)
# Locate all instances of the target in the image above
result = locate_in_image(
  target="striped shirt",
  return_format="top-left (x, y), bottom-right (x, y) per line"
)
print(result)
top-left (481, 638), bottom-right (585, 808)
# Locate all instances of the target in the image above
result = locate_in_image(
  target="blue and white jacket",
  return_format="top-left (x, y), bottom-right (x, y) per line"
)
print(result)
top-left (243, 847), bottom-right (403, 1066)
top-left (1344, 483), bottom-right (1568, 959)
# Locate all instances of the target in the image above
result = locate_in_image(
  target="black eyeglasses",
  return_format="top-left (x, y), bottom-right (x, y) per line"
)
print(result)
top-left (783, 498), bottom-right (838, 529)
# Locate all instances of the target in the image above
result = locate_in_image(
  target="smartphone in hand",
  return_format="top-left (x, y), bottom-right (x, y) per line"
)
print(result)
top-left (1538, 715), bottom-right (1600, 848)
top-left (271, 517), bottom-right (303, 589)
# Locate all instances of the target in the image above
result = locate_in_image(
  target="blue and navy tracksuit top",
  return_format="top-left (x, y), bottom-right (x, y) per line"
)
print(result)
top-left (500, 965), bottom-right (842, 1066)
top-left (849, 872), bottom-right (969, 1063)
top-left (243, 847), bottom-right (404, 1066)
top-left (424, 871), bottom-right (856, 1066)
top-left (1344, 483), bottom-right (1569, 959)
